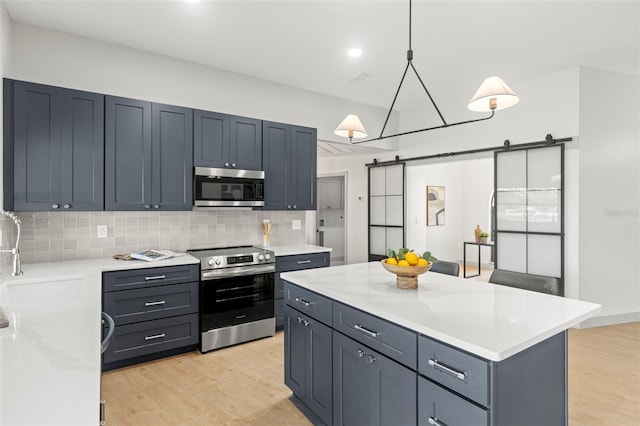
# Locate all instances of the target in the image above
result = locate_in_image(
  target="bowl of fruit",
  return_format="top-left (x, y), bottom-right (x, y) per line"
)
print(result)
top-left (381, 248), bottom-right (438, 289)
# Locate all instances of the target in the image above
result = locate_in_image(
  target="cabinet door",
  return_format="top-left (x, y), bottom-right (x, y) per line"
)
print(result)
top-left (151, 103), bottom-right (193, 210)
top-left (284, 304), bottom-right (307, 398)
top-left (333, 330), bottom-right (371, 426)
top-left (105, 96), bottom-right (152, 210)
top-left (229, 115), bottom-right (262, 170)
top-left (305, 314), bottom-right (333, 425)
top-left (13, 81), bottom-right (63, 211)
top-left (262, 121), bottom-right (290, 210)
top-left (291, 125), bottom-right (317, 210)
top-left (60, 88), bottom-right (104, 211)
top-left (370, 349), bottom-right (417, 426)
top-left (194, 109), bottom-right (229, 168)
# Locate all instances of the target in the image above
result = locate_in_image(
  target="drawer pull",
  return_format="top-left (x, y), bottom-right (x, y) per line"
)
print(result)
top-left (295, 297), bottom-right (313, 307)
top-left (145, 333), bottom-right (166, 341)
top-left (354, 324), bottom-right (380, 338)
top-left (357, 349), bottom-right (366, 358)
top-left (366, 355), bottom-right (377, 364)
top-left (297, 316), bottom-right (310, 327)
top-left (428, 358), bottom-right (467, 381)
top-left (145, 300), bottom-right (166, 307)
top-left (297, 260), bottom-right (312, 265)
top-left (145, 275), bottom-right (166, 281)
top-left (428, 416), bottom-right (448, 426)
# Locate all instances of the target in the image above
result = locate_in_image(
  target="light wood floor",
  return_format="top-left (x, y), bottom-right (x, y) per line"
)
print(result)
top-left (102, 321), bottom-right (640, 426)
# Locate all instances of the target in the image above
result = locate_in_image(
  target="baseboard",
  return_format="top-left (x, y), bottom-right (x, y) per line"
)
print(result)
top-left (575, 311), bottom-right (640, 329)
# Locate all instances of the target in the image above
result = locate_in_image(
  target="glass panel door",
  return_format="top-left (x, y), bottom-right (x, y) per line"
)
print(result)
top-left (368, 163), bottom-right (405, 261)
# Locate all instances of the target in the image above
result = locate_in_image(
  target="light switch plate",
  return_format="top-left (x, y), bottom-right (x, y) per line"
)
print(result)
top-left (292, 219), bottom-right (302, 230)
top-left (97, 225), bottom-right (108, 239)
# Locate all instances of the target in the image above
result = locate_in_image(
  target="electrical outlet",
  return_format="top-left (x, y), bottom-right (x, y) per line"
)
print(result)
top-left (97, 225), bottom-right (108, 239)
top-left (292, 219), bottom-right (302, 230)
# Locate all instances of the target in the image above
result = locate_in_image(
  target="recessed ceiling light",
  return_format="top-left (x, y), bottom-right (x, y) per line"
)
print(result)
top-left (347, 48), bottom-right (362, 58)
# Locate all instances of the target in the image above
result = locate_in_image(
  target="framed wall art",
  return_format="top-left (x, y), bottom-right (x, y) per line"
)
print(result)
top-left (426, 185), bottom-right (445, 226)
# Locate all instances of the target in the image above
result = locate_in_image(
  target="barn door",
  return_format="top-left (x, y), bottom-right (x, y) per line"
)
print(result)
top-left (368, 163), bottom-right (405, 261)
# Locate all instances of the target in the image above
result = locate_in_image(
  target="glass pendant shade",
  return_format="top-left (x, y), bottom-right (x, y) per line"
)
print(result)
top-left (468, 76), bottom-right (519, 112)
top-left (334, 114), bottom-right (368, 140)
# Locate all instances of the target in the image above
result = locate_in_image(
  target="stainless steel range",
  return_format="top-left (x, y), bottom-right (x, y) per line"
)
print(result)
top-left (188, 246), bottom-right (276, 353)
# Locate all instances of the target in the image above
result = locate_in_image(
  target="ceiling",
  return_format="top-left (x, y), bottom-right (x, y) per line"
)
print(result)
top-left (3, 0), bottom-right (638, 155)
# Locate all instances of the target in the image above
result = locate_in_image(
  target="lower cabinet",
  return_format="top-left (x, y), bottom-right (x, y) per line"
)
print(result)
top-left (284, 304), bottom-right (333, 425)
top-left (332, 331), bottom-right (417, 426)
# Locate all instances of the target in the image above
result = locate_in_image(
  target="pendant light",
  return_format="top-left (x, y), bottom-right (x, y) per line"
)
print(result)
top-left (335, 0), bottom-right (519, 144)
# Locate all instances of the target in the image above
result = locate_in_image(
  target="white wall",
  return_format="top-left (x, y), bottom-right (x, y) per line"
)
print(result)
top-left (7, 23), bottom-right (397, 147)
top-left (578, 67), bottom-right (640, 326)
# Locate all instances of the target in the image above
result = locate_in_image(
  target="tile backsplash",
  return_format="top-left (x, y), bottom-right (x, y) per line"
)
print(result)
top-left (0, 210), bottom-right (306, 270)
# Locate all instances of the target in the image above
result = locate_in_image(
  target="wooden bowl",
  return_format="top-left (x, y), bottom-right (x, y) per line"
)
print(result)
top-left (380, 259), bottom-right (432, 289)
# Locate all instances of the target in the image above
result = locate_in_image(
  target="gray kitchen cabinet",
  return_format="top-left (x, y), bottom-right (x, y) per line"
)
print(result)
top-left (5, 79), bottom-right (104, 211)
top-left (284, 304), bottom-right (333, 425)
top-left (102, 264), bottom-right (199, 371)
top-left (262, 121), bottom-right (317, 210)
top-left (105, 97), bottom-right (192, 211)
top-left (194, 110), bottom-right (262, 170)
top-left (333, 330), bottom-right (417, 426)
top-left (275, 252), bottom-right (330, 330)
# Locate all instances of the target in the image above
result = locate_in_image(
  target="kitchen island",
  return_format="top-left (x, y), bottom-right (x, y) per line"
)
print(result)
top-left (281, 262), bottom-right (601, 426)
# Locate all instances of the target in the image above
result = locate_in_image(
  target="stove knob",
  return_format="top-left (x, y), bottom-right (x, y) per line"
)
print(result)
top-left (265, 254), bottom-right (271, 261)
top-left (208, 258), bottom-right (215, 267)
top-left (215, 258), bottom-right (222, 265)
top-left (258, 254), bottom-right (265, 261)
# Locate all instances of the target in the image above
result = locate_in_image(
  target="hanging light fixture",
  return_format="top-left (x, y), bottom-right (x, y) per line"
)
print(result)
top-left (335, 0), bottom-right (519, 144)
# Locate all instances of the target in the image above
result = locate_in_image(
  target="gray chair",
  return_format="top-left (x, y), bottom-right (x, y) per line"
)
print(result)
top-left (429, 260), bottom-right (460, 277)
top-left (488, 269), bottom-right (563, 296)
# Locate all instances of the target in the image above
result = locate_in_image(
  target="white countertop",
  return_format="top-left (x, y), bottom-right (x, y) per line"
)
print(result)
top-left (269, 244), bottom-right (332, 257)
top-left (0, 254), bottom-right (199, 426)
top-left (281, 262), bottom-right (601, 362)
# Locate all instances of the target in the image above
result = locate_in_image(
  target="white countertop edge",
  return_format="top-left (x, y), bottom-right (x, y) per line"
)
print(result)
top-left (269, 244), bottom-right (332, 257)
top-left (281, 266), bottom-right (601, 362)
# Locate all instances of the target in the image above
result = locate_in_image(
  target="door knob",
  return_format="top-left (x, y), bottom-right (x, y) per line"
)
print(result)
top-left (63, 204), bottom-right (70, 209)
top-left (52, 204), bottom-right (59, 209)
top-left (225, 162), bottom-right (230, 167)
top-left (231, 163), bottom-right (236, 168)
top-left (144, 204), bottom-right (151, 209)
top-left (153, 204), bottom-right (159, 209)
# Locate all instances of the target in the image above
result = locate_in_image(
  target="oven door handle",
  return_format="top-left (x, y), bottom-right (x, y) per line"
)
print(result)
top-left (201, 264), bottom-right (275, 280)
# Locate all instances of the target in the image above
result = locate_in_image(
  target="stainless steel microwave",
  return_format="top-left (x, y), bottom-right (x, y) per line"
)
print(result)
top-left (194, 167), bottom-right (265, 207)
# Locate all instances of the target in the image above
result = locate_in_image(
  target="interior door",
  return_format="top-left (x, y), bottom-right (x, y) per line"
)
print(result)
top-left (368, 163), bottom-right (405, 261)
top-left (494, 145), bottom-right (564, 291)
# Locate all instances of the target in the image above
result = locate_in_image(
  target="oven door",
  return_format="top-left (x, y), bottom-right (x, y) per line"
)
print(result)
top-left (200, 270), bottom-right (274, 331)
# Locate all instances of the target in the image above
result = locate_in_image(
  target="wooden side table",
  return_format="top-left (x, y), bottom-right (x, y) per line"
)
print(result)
top-left (463, 241), bottom-right (494, 278)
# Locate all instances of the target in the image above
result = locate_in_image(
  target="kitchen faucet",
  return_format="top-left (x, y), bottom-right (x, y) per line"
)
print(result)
top-left (0, 210), bottom-right (23, 276)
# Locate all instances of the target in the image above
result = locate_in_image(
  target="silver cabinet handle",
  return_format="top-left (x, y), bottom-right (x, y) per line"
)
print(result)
top-left (63, 204), bottom-right (70, 209)
top-left (101, 312), bottom-right (115, 354)
top-left (354, 324), bottom-right (380, 338)
top-left (357, 349), bottom-right (365, 358)
top-left (295, 297), bottom-right (313, 307)
top-left (153, 204), bottom-right (159, 209)
top-left (144, 204), bottom-right (151, 209)
top-left (293, 205), bottom-right (297, 209)
top-left (287, 205), bottom-right (292, 209)
top-left (225, 162), bottom-right (230, 167)
top-left (367, 355), bottom-right (377, 364)
top-left (428, 417), bottom-right (448, 426)
top-left (296, 316), bottom-right (310, 327)
top-left (145, 275), bottom-right (166, 281)
top-left (52, 204), bottom-right (59, 209)
top-left (145, 300), bottom-right (166, 307)
top-left (428, 358), bottom-right (467, 381)
top-left (297, 260), bottom-right (312, 265)
top-left (231, 163), bottom-right (236, 168)
top-left (145, 333), bottom-right (165, 341)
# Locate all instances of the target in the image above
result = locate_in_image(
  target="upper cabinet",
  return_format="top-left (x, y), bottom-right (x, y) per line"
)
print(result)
top-left (105, 97), bottom-right (193, 211)
top-left (262, 121), bottom-right (317, 211)
top-left (4, 80), bottom-right (104, 211)
top-left (194, 110), bottom-right (262, 170)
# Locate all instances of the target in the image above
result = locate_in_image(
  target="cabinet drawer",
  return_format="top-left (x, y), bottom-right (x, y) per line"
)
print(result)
top-left (276, 252), bottom-right (330, 272)
top-left (284, 282), bottom-right (332, 326)
top-left (103, 264), bottom-right (199, 292)
top-left (103, 282), bottom-right (198, 326)
top-left (419, 335), bottom-right (489, 406)
top-left (103, 313), bottom-right (198, 363)
top-left (419, 376), bottom-right (488, 426)
top-left (333, 301), bottom-right (417, 369)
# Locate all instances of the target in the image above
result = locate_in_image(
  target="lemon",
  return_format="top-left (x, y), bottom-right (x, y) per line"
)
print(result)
top-left (398, 260), bottom-right (410, 267)
top-left (386, 257), bottom-right (398, 265)
top-left (416, 258), bottom-right (429, 266)
top-left (405, 252), bottom-right (419, 266)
